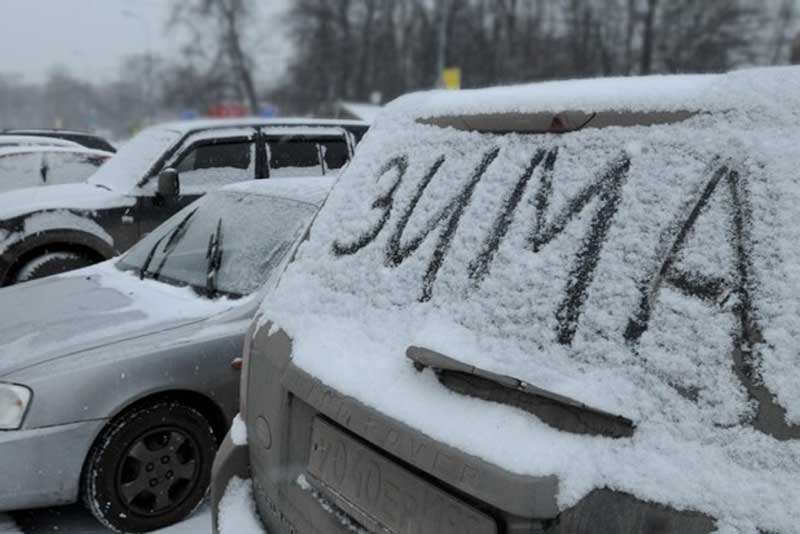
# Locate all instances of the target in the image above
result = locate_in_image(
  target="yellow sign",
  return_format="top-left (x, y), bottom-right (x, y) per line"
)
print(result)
top-left (442, 67), bottom-right (461, 90)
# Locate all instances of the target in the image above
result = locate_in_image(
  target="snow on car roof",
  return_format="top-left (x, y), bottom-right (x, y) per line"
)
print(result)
top-left (155, 117), bottom-right (369, 135)
top-left (0, 146), bottom-right (112, 158)
top-left (219, 176), bottom-right (336, 207)
top-left (389, 66), bottom-right (800, 119)
top-left (261, 66), bottom-right (800, 533)
top-left (0, 135), bottom-right (82, 148)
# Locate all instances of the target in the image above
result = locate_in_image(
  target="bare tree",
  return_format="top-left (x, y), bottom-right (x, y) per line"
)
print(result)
top-left (170, 0), bottom-right (260, 113)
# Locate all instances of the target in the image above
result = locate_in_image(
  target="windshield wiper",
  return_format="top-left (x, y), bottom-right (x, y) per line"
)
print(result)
top-left (205, 218), bottom-right (224, 297)
top-left (139, 208), bottom-right (198, 280)
top-left (407, 346), bottom-right (635, 439)
top-left (151, 207), bottom-right (199, 280)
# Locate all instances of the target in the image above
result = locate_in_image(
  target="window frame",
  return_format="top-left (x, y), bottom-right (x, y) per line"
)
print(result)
top-left (262, 130), bottom-right (354, 179)
top-left (169, 136), bottom-right (258, 182)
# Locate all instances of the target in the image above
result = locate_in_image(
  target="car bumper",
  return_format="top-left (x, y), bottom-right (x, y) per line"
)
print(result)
top-left (211, 430), bottom-right (251, 534)
top-left (0, 419), bottom-right (106, 511)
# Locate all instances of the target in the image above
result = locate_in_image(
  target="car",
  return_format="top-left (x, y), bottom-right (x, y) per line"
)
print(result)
top-left (0, 176), bottom-right (335, 533)
top-left (0, 135), bottom-right (82, 149)
top-left (1, 129), bottom-right (117, 153)
top-left (0, 118), bottom-right (368, 286)
top-left (0, 145), bottom-right (112, 194)
top-left (211, 67), bottom-right (800, 534)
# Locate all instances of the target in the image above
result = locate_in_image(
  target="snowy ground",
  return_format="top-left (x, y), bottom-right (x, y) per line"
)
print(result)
top-left (2, 504), bottom-right (211, 534)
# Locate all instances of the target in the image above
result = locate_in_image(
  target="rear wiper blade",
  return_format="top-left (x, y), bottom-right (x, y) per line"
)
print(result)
top-left (407, 346), bottom-right (635, 439)
top-left (205, 218), bottom-right (224, 297)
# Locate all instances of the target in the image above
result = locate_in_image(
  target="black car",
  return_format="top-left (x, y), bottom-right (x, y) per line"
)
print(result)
top-left (1, 129), bottom-right (117, 153)
top-left (0, 118), bottom-right (368, 286)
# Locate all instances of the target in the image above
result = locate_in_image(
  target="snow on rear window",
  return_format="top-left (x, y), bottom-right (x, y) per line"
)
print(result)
top-left (262, 75), bottom-right (800, 532)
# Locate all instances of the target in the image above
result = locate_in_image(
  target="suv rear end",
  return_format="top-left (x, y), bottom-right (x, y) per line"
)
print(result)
top-left (213, 67), bottom-right (800, 534)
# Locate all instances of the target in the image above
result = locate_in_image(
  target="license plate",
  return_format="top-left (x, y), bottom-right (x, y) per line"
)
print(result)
top-left (307, 418), bottom-right (497, 534)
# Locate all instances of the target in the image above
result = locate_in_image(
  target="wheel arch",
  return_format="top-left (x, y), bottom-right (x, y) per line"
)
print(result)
top-left (0, 229), bottom-right (116, 286)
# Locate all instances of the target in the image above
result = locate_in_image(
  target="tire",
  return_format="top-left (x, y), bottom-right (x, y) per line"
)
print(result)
top-left (13, 250), bottom-right (96, 284)
top-left (82, 402), bottom-right (218, 533)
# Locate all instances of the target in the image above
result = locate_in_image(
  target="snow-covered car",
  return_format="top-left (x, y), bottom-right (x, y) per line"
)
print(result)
top-left (0, 135), bottom-right (82, 149)
top-left (0, 176), bottom-right (334, 533)
top-left (211, 67), bottom-right (800, 534)
top-left (1, 129), bottom-right (117, 153)
top-left (0, 118), bottom-right (367, 287)
top-left (0, 145), bottom-right (112, 194)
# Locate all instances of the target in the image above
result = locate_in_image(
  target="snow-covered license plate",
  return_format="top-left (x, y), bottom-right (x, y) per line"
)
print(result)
top-left (307, 418), bottom-right (497, 534)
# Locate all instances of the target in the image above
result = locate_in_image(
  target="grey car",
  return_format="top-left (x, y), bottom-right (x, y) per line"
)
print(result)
top-left (0, 176), bottom-right (333, 533)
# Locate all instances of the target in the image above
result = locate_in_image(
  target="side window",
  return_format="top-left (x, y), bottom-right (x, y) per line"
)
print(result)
top-left (0, 153), bottom-right (43, 191)
top-left (320, 139), bottom-right (350, 171)
top-left (174, 140), bottom-right (255, 190)
top-left (267, 137), bottom-right (323, 178)
top-left (44, 152), bottom-right (108, 185)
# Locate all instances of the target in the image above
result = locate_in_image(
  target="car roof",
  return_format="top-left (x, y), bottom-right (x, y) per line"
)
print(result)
top-left (0, 135), bottom-right (82, 148)
top-left (217, 176), bottom-right (336, 208)
top-left (387, 66), bottom-right (800, 126)
top-left (3, 128), bottom-right (102, 135)
top-left (0, 146), bottom-right (113, 158)
top-left (2, 129), bottom-right (117, 152)
top-left (154, 117), bottom-right (370, 136)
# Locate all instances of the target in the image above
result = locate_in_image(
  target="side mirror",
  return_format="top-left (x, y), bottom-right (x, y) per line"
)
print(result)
top-left (158, 168), bottom-right (180, 197)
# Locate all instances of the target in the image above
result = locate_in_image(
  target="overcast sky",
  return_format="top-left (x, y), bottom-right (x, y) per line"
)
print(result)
top-left (0, 0), bottom-right (289, 84)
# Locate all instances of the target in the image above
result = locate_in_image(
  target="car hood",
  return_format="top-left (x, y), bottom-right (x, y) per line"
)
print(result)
top-left (0, 182), bottom-right (132, 222)
top-left (0, 262), bottom-right (237, 377)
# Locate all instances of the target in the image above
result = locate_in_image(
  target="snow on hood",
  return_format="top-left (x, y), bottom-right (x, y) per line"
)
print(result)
top-left (0, 182), bottom-right (133, 222)
top-left (261, 67), bottom-right (800, 533)
top-left (0, 261), bottom-right (236, 377)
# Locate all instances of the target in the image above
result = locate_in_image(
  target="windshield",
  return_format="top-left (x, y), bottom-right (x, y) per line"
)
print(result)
top-left (89, 127), bottom-right (181, 191)
top-left (117, 191), bottom-right (318, 297)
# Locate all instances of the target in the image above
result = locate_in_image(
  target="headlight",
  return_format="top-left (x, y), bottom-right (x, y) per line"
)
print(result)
top-left (0, 383), bottom-right (32, 430)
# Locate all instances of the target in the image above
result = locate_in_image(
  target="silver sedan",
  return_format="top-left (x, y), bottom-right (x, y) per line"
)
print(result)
top-left (0, 176), bottom-right (333, 533)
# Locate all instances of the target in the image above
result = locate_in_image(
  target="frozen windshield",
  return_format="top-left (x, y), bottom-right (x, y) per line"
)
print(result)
top-left (89, 127), bottom-right (181, 191)
top-left (117, 190), bottom-right (318, 297)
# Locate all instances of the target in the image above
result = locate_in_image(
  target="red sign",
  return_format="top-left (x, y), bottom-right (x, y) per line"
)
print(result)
top-left (208, 104), bottom-right (249, 118)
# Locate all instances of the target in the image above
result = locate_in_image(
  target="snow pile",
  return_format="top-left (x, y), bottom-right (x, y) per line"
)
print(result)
top-left (218, 478), bottom-right (265, 534)
top-left (260, 68), bottom-right (800, 533)
top-left (230, 413), bottom-right (248, 445)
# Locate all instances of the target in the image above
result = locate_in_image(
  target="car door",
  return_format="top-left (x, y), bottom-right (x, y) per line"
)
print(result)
top-left (135, 127), bottom-right (259, 237)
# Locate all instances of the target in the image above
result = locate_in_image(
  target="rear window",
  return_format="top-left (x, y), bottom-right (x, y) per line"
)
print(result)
top-left (261, 109), bottom-right (800, 532)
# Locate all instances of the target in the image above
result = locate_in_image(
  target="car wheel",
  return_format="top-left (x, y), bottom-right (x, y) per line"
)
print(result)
top-left (13, 251), bottom-right (96, 284)
top-left (82, 402), bottom-right (218, 533)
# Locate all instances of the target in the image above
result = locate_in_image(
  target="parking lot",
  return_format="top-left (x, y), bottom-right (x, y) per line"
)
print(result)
top-left (2, 2), bottom-right (800, 534)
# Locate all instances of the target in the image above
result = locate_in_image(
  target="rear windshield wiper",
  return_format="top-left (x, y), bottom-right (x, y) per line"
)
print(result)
top-left (205, 218), bottom-right (224, 297)
top-left (407, 346), bottom-right (635, 439)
